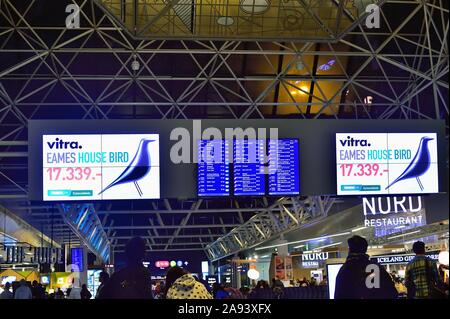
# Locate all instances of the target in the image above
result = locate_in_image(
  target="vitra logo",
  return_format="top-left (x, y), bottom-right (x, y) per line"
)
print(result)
top-left (339, 136), bottom-right (371, 147)
top-left (47, 138), bottom-right (82, 149)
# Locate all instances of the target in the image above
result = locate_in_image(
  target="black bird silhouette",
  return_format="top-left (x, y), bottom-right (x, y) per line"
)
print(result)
top-left (99, 138), bottom-right (155, 196)
top-left (385, 136), bottom-right (434, 191)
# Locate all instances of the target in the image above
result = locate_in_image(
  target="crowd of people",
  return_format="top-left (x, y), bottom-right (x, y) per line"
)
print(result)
top-left (334, 236), bottom-right (449, 299)
top-left (1, 236), bottom-right (448, 300)
top-left (0, 278), bottom-right (96, 299)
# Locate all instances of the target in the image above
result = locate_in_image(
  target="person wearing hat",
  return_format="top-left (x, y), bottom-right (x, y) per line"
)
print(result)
top-left (334, 235), bottom-right (397, 299)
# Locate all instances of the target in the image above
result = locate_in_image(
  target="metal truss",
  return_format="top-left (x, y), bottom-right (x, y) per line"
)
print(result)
top-left (59, 203), bottom-right (111, 262)
top-left (0, 0), bottom-right (448, 256)
top-left (205, 196), bottom-right (334, 260)
top-left (95, 0), bottom-right (380, 41)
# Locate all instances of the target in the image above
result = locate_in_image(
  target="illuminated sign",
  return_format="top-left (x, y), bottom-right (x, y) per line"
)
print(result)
top-left (1, 246), bottom-right (64, 265)
top-left (197, 140), bottom-right (230, 197)
top-left (153, 260), bottom-right (189, 269)
top-left (155, 261), bottom-right (170, 268)
top-left (336, 133), bottom-right (438, 195)
top-left (206, 276), bottom-right (218, 289)
top-left (71, 247), bottom-right (84, 272)
top-left (362, 196), bottom-right (427, 237)
top-left (43, 134), bottom-right (160, 200)
top-left (302, 252), bottom-right (329, 261)
top-left (301, 252), bottom-right (329, 268)
top-left (371, 252), bottom-right (439, 265)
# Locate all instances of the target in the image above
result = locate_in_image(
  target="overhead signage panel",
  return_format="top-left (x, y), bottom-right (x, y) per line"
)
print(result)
top-left (336, 133), bottom-right (438, 195)
top-left (43, 134), bottom-right (160, 201)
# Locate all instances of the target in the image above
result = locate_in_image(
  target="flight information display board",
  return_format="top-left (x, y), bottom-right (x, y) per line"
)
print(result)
top-left (233, 139), bottom-right (266, 196)
top-left (336, 133), bottom-right (438, 195)
top-left (197, 140), bottom-right (230, 196)
top-left (43, 134), bottom-right (160, 201)
top-left (268, 139), bottom-right (300, 195)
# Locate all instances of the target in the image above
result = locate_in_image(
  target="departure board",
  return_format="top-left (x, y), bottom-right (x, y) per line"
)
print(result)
top-left (197, 140), bottom-right (230, 196)
top-left (233, 139), bottom-right (266, 196)
top-left (268, 139), bottom-right (300, 195)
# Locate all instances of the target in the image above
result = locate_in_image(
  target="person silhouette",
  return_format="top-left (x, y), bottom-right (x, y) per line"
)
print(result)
top-left (97, 237), bottom-right (152, 299)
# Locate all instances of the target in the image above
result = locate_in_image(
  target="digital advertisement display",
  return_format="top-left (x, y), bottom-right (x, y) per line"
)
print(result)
top-left (268, 139), bottom-right (300, 195)
top-left (71, 247), bottom-right (84, 272)
top-left (197, 140), bottom-right (230, 197)
top-left (43, 134), bottom-right (160, 200)
top-left (336, 133), bottom-right (438, 195)
top-left (233, 139), bottom-right (266, 196)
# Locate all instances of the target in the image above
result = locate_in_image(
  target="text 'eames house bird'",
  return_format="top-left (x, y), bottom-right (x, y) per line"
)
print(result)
top-left (385, 137), bottom-right (434, 191)
top-left (99, 138), bottom-right (155, 197)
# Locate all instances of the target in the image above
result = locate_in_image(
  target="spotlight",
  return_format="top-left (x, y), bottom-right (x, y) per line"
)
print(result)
top-left (131, 56), bottom-right (140, 71)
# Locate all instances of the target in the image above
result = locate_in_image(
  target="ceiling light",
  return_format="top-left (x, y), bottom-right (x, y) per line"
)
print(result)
top-left (293, 244), bottom-right (305, 249)
top-left (255, 231), bottom-right (351, 251)
top-left (388, 230), bottom-right (421, 240)
top-left (299, 86), bottom-right (309, 94)
top-left (296, 61), bottom-right (304, 70)
top-left (352, 226), bottom-right (367, 232)
top-left (217, 16), bottom-right (234, 26)
top-left (247, 269), bottom-right (260, 280)
top-left (312, 242), bottom-right (342, 251)
top-left (240, 0), bottom-right (270, 15)
top-left (131, 55), bottom-right (140, 71)
top-left (438, 251), bottom-right (449, 266)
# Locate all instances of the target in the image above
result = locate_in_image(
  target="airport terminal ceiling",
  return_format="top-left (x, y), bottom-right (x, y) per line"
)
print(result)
top-left (0, 0), bottom-right (448, 260)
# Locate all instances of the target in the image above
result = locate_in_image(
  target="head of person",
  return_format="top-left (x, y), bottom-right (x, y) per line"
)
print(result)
top-left (347, 235), bottom-right (368, 254)
top-left (164, 266), bottom-right (187, 296)
top-left (32, 280), bottom-right (38, 286)
top-left (412, 241), bottom-right (426, 255)
top-left (99, 271), bottom-right (109, 284)
top-left (4, 282), bottom-right (11, 290)
top-left (125, 236), bottom-right (147, 266)
top-left (81, 284), bottom-right (87, 290)
top-left (19, 279), bottom-right (27, 286)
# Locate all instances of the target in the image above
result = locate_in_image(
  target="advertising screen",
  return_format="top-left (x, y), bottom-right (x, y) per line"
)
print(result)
top-left (71, 247), bottom-right (84, 272)
top-left (268, 139), bottom-right (300, 195)
top-left (336, 133), bottom-right (438, 195)
top-left (43, 134), bottom-right (160, 200)
top-left (197, 140), bottom-right (230, 197)
top-left (233, 139), bottom-right (266, 196)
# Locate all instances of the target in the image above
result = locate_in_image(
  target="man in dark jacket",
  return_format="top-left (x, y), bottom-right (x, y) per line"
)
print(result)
top-left (97, 237), bottom-right (153, 299)
top-left (335, 235), bottom-right (397, 299)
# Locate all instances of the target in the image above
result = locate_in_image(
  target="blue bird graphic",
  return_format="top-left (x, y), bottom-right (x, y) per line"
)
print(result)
top-left (99, 138), bottom-right (155, 197)
top-left (385, 136), bottom-right (434, 191)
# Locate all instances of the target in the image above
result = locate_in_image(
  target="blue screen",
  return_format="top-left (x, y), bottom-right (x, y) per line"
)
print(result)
top-left (268, 139), bottom-right (300, 195)
top-left (71, 247), bottom-right (84, 272)
top-left (197, 140), bottom-right (230, 196)
top-left (233, 139), bottom-right (266, 196)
